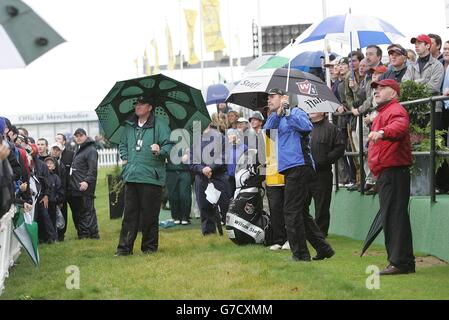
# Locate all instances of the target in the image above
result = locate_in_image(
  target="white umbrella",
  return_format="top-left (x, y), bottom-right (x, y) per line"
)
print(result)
top-left (0, 0), bottom-right (65, 68)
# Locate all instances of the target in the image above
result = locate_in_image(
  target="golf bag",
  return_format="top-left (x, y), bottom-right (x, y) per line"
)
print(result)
top-left (226, 149), bottom-right (273, 245)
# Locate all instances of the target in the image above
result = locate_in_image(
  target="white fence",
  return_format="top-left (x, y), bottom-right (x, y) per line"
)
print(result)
top-left (0, 205), bottom-right (21, 295)
top-left (98, 148), bottom-right (123, 167)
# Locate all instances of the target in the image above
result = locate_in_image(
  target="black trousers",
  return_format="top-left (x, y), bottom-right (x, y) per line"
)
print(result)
top-left (57, 201), bottom-right (68, 241)
top-left (36, 202), bottom-right (57, 242)
top-left (283, 166), bottom-right (333, 259)
top-left (308, 169), bottom-right (333, 237)
top-left (377, 167), bottom-right (415, 270)
top-left (68, 195), bottom-right (99, 239)
top-left (117, 183), bottom-right (162, 253)
top-left (266, 186), bottom-right (287, 245)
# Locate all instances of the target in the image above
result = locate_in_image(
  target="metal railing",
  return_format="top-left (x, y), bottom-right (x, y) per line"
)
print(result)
top-left (334, 95), bottom-right (449, 203)
top-left (0, 205), bottom-right (21, 295)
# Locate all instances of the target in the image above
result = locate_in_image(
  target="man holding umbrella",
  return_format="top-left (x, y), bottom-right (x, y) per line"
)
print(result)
top-left (115, 96), bottom-right (173, 256)
top-left (365, 79), bottom-right (415, 275)
top-left (263, 88), bottom-right (334, 262)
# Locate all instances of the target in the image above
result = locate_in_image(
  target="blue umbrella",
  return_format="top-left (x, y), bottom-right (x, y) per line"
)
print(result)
top-left (204, 83), bottom-right (230, 105)
top-left (297, 13), bottom-right (405, 49)
top-left (287, 51), bottom-right (338, 69)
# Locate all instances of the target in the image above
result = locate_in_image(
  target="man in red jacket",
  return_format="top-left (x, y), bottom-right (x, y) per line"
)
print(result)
top-left (368, 79), bottom-right (415, 275)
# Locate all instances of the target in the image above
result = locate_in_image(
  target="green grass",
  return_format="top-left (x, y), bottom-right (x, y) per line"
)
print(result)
top-left (1, 168), bottom-right (449, 300)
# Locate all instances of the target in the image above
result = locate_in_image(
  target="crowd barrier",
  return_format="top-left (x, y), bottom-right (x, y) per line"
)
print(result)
top-left (0, 205), bottom-right (21, 295)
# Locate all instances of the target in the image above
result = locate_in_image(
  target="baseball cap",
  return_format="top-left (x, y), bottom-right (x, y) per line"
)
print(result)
top-left (387, 44), bottom-right (407, 56)
top-left (135, 95), bottom-right (155, 105)
top-left (411, 34), bottom-right (432, 46)
top-left (73, 128), bottom-right (87, 136)
top-left (44, 156), bottom-right (57, 166)
top-left (369, 65), bottom-right (389, 74)
top-left (249, 112), bottom-right (264, 122)
top-left (237, 117), bottom-right (249, 123)
top-left (338, 57), bottom-right (349, 65)
top-left (50, 142), bottom-right (63, 150)
top-left (371, 79), bottom-right (401, 95)
top-left (324, 58), bottom-right (340, 67)
top-left (267, 88), bottom-right (286, 96)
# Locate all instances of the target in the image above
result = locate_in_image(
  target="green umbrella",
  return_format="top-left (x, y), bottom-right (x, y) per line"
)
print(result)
top-left (13, 208), bottom-right (39, 267)
top-left (95, 73), bottom-right (211, 144)
top-left (0, 0), bottom-right (65, 68)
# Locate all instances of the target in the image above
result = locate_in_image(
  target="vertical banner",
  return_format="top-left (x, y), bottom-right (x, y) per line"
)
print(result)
top-left (133, 58), bottom-right (139, 76)
top-left (201, 0), bottom-right (225, 53)
top-left (166, 23), bottom-right (176, 70)
top-left (446, 0), bottom-right (449, 28)
top-left (143, 49), bottom-right (151, 75)
top-left (151, 39), bottom-right (160, 74)
top-left (184, 9), bottom-right (199, 65)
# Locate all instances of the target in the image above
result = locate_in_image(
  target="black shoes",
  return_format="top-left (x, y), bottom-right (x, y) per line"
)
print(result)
top-left (312, 249), bottom-right (335, 261)
top-left (114, 251), bottom-right (133, 257)
top-left (292, 255), bottom-right (311, 262)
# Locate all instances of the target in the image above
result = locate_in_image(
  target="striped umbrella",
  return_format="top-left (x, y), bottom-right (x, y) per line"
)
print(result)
top-left (0, 0), bottom-right (65, 68)
top-left (296, 13), bottom-right (405, 49)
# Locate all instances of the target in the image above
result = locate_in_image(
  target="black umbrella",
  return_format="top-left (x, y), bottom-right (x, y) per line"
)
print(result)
top-left (226, 68), bottom-right (340, 113)
top-left (360, 207), bottom-right (387, 256)
top-left (95, 74), bottom-right (211, 144)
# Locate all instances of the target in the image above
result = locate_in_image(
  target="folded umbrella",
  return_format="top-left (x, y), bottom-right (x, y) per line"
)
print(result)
top-left (226, 68), bottom-right (340, 113)
top-left (13, 208), bottom-right (39, 267)
top-left (361, 207), bottom-right (387, 257)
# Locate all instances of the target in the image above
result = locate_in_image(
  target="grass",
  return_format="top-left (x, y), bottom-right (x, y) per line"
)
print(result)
top-left (1, 168), bottom-right (449, 300)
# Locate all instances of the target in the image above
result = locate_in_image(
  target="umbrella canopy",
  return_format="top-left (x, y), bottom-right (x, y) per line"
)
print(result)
top-left (13, 209), bottom-right (39, 267)
top-left (0, 0), bottom-right (65, 68)
top-left (243, 54), bottom-right (274, 72)
top-left (203, 83), bottom-right (236, 105)
top-left (226, 68), bottom-right (340, 113)
top-left (361, 208), bottom-right (386, 257)
top-left (297, 13), bottom-right (405, 49)
top-left (289, 51), bottom-right (338, 69)
top-left (95, 73), bottom-right (211, 145)
top-left (258, 51), bottom-right (337, 70)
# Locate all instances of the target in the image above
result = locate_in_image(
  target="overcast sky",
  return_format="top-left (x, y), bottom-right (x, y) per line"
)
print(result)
top-left (1, 0), bottom-right (448, 116)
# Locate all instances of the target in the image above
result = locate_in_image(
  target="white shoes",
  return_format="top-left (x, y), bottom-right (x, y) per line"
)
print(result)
top-left (281, 241), bottom-right (290, 250)
top-left (181, 220), bottom-right (189, 225)
top-left (269, 244), bottom-right (283, 251)
top-left (174, 220), bottom-right (181, 225)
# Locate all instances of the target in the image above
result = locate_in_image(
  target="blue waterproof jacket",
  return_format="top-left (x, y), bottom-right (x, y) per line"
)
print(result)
top-left (263, 107), bottom-right (314, 173)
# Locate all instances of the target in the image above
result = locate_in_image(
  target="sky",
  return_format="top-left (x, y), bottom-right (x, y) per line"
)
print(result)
top-left (1, 0), bottom-right (449, 116)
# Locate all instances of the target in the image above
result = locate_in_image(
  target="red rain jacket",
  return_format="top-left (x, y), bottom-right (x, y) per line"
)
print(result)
top-left (368, 99), bottom-right (412, 177)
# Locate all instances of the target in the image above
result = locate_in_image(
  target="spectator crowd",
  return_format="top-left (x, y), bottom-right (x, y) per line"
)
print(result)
top-left (2, 32), bottom-right (449, 276)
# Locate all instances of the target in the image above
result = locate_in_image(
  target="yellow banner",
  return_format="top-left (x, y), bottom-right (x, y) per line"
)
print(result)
top-left (184, 9), bottom-right (199, 65)
top-left (201, 0), bottom-right (225, 53)
top-left (166, 23), bottom-right (175, 70)
top-left (133, 58), bottom-right (139, 76)
top-left (143, 49), bottom-right (152, 75)
top-left (151, 39), bottom-right (160, 74)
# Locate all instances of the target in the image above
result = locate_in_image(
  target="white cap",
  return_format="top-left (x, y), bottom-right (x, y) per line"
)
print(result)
top-left (50, 142), bottom-right (63, 150)
top-left (237, 117), bottom-right (249, 123)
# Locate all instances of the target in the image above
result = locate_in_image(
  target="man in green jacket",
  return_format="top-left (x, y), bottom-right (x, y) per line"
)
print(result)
top-left (115, 96), bottom-right (173, 256)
